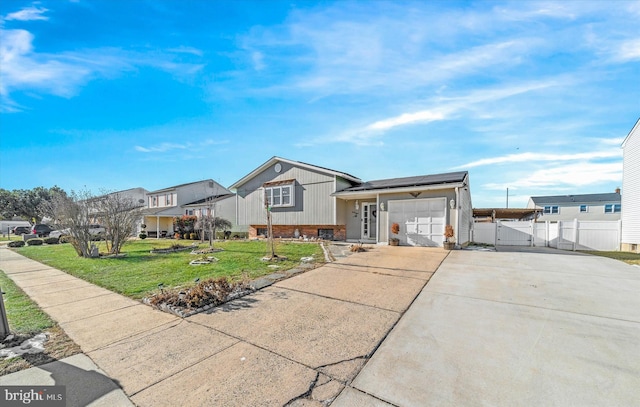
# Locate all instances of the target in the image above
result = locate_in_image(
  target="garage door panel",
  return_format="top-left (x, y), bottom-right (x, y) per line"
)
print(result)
top-left (389, 198), bottom-right (446, 247)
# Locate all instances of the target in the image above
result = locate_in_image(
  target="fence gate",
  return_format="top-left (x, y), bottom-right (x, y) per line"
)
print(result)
top-left (496, 221), bottom-right (533, 246)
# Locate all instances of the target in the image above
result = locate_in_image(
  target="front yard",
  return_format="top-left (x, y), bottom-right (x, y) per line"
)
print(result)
top-left (13, 239), bottom-right (325, 299)
top-left (582, 250), bottom-right (640, 266)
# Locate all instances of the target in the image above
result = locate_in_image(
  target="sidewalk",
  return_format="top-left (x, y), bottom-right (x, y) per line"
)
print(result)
top-left (0, 245), bottom-right (447, 406)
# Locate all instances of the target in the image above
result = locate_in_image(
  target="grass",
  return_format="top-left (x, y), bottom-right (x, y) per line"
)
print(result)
top-left (0, 271), bottom-right (81, 375)
top-left (13, 239), bottom-right (324, 299)
top-left (581, 251), bottom-right (640, 266)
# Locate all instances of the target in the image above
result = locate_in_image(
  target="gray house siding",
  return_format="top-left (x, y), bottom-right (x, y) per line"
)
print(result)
top-left (235, 161), bottom-right (338, 226)
top-left (458, 183), bottom-right (473, 245)
top-left (622, 118), bottom-right (640, 250)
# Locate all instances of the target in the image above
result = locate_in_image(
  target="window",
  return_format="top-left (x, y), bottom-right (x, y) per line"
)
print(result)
top-left (604, 204), bottom-right (621, 213)
top-left (579, 205), bottom-right (588, 213)
top-left (165, 193), bottom-right (173, 206)
top-left (265, 184), bottom-right (294, 207)
top-left (185, 209), bottom-right (194, 215)
top-left (152, 196), bottom-right (158, 207)
top-left (543, 205), bottom-right (559, 214)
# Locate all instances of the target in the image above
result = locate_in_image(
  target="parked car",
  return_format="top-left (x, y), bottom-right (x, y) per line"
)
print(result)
top-left (12, 226), bottom-right (32, 235)
top-left (32, 224), bottom-right (55, 237)
top-left (50, 225), bottom-right (106, 239)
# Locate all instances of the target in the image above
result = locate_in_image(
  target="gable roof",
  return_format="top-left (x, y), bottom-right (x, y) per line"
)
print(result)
top-left (148, 179), bottom-right (217, 194)
top-left (337, 171), bottom-right (468, 193)
top-left (622, 117), bottom-right (640, 148)
top-left (229, 156), bottom-right (362, 189)
top-left (530, 192), bottom-right (621, 206)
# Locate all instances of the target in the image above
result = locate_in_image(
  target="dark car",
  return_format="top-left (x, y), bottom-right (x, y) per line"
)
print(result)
top-left (32, 224), bottom-right (55, 237)
top-left (12, 226), bottom-right (32, 235)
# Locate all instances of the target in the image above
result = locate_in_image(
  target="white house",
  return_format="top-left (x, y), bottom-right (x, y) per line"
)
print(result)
top-left (141, 180), bottom-right (231, 238)
top-left (527, 192), bottom-right (621, 222)
top-left (621, 118), bottom-right (640, 253)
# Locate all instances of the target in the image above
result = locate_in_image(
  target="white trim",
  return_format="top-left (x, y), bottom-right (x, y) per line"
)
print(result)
top-left (333, 182), bottom-right (465, 198)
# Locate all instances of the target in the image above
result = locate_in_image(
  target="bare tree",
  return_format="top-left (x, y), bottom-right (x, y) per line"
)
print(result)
top-left (92, 191), bottom-right (143, 254)
top-left (41, 190), bottom-right (96, 258)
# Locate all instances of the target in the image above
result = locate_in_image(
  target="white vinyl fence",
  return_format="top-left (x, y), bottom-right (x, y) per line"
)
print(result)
top-left (472, 220), bottom-right (621, 251)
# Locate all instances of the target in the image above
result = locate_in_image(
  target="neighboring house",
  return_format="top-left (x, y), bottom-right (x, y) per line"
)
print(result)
top-left (91, 187), bottom-right (149, 235)
top-left (621, 118), bottom-right (640, 253)
top-left (229, 156), bottom-right (472, 247)
top-left (142, 180), bottom-right (232, 237)
top-left (527, 191), bottom-right (622, 222)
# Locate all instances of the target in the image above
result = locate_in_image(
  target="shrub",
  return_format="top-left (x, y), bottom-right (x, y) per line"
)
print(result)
top-left (8, 240), bottom-right (25, 248)
top-left (175, 233), bottom-right (182, 239)
top-left (44, 237), bottom-right (60, 244)
top-left (190, 233), bottom-right (197, 240)
top-left (26, 238), bottom-right (44, 246)
top-left (391, 222), bottom-right (400, 235)
top-left (183, 233), bottom-right (189, 239)
top-left (148, 277), bottom-right (249, 310)
top-left (139, 233), bottom-right (147, 239)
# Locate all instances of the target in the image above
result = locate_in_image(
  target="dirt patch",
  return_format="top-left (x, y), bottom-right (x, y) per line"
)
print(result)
top-left (1, 326), bottom-right (82, 376)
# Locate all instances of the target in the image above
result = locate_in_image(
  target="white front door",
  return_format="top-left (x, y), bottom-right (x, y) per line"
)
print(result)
top-left (361, 202), bottom-right (378, 240)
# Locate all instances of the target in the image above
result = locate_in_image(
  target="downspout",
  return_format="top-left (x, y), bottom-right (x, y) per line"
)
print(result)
top-left (455, 186), bottom-right (460, 247)
top-left (376, 193), bottom-right (380, 244)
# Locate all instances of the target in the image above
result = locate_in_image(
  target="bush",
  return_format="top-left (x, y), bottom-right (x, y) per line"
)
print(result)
top-left (183, 233), bottom-right (189, 239)
top-left (59, 235), bottom-right (73, 244)
top-left (189, 233), bottom-right (197, 240)
top-left (139, 233), bottom-right (147, 239)
top-left (44, 237), bottom-right (59, 244)
top-left (26, 238), bottom-right (44, 246)
top-left (8, 240), bottom-right (25, 248)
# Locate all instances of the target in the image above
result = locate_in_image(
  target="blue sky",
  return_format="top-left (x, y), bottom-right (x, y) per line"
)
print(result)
top-left (1, 0), bottom-right (638, 207)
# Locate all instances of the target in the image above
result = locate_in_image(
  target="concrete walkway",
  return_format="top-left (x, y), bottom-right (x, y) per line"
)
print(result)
top-left (0, 245), bottom-right (446, 406)
top-left (335, 247), bottom-right (640, 406)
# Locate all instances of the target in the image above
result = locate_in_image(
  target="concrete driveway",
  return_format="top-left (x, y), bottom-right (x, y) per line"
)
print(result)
top-left (335, 247), bottom-right (640, 406)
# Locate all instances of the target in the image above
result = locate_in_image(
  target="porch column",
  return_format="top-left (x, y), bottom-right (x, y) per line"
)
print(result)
top-left (156, 216), bottom-right (160, 239)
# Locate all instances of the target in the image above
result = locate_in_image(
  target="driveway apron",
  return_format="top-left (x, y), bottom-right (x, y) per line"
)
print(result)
top-left (0, 245), bottom-right (446, 406)
top-left (337, 247), bottom-right (640, 407)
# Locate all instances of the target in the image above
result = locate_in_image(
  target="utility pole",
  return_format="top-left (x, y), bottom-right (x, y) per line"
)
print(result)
top-left (506, 187), bottom-right (509, 209)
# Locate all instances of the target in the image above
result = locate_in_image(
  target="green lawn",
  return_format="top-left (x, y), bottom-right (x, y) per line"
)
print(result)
top-left (0, 271), bottom-right (54, 334)
top-left (14, 239), bottom-right (324, 299)
top-left (581, 250), bottom-right (640, 266)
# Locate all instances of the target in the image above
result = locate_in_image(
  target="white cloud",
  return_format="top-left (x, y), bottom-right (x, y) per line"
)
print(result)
top-left (482, 162), bottom-right (622, 190)
top-left (135, 143), bottom-right (188, 153)
top-left (456, 150), bottom-right (621, 169)
top-left (612, 38), bottom-right (640, 62)
top-left (167, 46), bottom-right (203, 57)
top-left (5, 5), bottom-right (49, 21)
top-left (0, 26), bottom-right (204, 111)
top-left (134, 139), bottom-right (228, 153)
top-left (367, 110), bottom-right (444, 131)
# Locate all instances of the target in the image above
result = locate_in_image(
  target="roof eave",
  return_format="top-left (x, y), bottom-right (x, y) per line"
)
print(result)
top-left (332, 181), bottom-right (466, 198)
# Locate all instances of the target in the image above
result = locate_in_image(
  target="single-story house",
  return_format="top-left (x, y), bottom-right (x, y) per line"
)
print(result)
top-left (621, 117), bottom-right (640, 253)
top-left (141, 180), bottom-right (232, 237)
top-left (527, 191), bottom-right (622, 222)
top-left (229, 156), bottom-right (472, 247)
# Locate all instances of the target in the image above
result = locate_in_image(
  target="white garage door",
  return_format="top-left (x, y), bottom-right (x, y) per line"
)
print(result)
top-left (388, 198), bottom-right (446, 247)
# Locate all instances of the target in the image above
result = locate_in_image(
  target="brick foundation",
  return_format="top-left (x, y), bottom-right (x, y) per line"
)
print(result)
top-left (249, 225), bottom-right (346, 241)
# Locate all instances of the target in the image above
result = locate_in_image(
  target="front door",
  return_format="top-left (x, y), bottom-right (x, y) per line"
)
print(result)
top-left (362, 202), bottom-right (378, 240)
